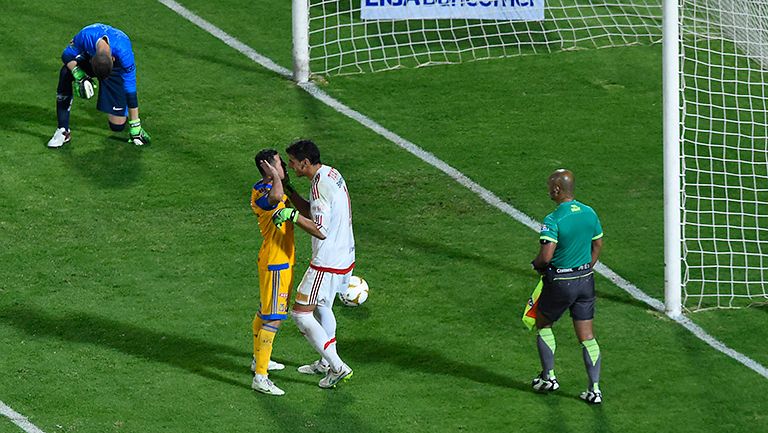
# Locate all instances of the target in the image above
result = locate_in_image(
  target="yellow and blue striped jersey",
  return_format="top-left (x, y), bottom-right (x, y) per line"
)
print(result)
top-left (251, 181), bottom-right (295, 269)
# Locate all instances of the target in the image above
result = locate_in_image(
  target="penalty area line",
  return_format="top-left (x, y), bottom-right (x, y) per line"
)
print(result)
top-left (158, 0), bottom-right (768, 380)
top-left (0, 401), bottom-right (48, 433)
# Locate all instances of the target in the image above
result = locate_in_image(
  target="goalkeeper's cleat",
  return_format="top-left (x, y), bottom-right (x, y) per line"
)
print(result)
top-left (531, 373), bottom-right (560, 392)
top-left (318, 364), bottom-right (353, 389)
top-left (297, 359), bottom-right (330, 375)
top-left (47, 128), bottom-right (71, 148)
top-left (579, 386), bottom-right (603, 404)
top-left (251, 374), bottom-right (285, 396)
top-left (250, 357), bottom-right (285, 372)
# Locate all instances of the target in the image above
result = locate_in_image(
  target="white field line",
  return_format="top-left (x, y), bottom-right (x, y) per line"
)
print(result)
top-left (158, 0), bottom-right (768, 380)
top-left (0, 401), bottom-right (47, 433)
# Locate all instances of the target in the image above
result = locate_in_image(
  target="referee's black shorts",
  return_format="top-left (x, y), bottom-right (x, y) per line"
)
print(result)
top-left (537, 263), bottom-right (595, 322)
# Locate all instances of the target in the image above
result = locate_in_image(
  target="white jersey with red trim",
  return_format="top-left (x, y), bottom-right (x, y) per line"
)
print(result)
top-left (309, 165), bottom-right (355, 272)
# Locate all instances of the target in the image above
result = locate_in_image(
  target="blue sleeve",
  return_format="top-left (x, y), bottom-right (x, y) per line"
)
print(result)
top-left (253, 190), bottom-right (278, 211)
top-left (112, 35), bottom-right (137, 95)
top-left (126, 91), bottom-right (139, 109)
top-left (61, 31), bottom-right (85, 64)
top-left (120, 61), bottom-right (137, 95)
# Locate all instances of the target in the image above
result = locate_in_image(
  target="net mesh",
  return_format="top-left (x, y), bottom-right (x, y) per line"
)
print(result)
top-left (681, 0), bottom-right (768, 309)
top-left (308, 0), bottom-right (662, 76)
top-left (306, 1), bottom-right (768, 310)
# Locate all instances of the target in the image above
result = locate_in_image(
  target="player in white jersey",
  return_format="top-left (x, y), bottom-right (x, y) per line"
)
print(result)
top-left (271, 139), bottom-right (354, 388)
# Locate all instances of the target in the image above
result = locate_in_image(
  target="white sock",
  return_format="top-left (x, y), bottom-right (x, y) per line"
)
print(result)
top-left (314, 303), bottom-right (337, 342)
top-left (292, 310), bottom-right (343, 371)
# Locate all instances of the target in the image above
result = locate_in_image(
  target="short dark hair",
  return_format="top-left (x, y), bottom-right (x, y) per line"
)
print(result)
top-left (254, 149), bottom-right (279, 177)
top-left (91, 52), bottom-right (113, 80)
top-left (286, 139), bottom-right (321, 165)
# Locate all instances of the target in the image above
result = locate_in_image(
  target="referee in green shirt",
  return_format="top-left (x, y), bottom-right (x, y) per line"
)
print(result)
top-left (530, 169), bottom-right (604, 404)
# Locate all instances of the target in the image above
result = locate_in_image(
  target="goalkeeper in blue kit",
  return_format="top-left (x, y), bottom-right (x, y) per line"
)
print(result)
top-left (48, 23), bottom-right (151, 148)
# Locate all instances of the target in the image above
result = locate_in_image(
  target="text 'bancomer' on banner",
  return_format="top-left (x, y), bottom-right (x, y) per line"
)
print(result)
top-left (361, 0), bottom-right (544, 21)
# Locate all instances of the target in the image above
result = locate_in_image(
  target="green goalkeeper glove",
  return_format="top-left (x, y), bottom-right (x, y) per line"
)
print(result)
top-left (272, 207), bottom-right (299, 228)
top-left (71, 66), bottom-right (96, 99)
top-left (128, 118), bottom-right (151, 146)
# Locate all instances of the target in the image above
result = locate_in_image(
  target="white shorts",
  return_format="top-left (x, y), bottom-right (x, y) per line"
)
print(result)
top-left (295, 267), bottom-right (351, 307)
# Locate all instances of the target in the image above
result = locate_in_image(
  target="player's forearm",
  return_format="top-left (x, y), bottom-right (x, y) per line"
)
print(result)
top-left (296, 215), bottom-right (326, 240)
top-left (590, 239), bottom-right (603, 267)
top-left (128, 107), bottom-right (139, 122)
top-left (531, 255), bottom-right (549, 272)
top-left (289, 193), bottom-right (311, 218)
top-left (532, 242), bottom-right (556, 271)
top-left (267, 180), bottom-right (285, 205)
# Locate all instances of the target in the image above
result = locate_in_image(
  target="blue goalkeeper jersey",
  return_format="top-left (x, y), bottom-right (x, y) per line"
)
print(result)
top-left (62, 23), bottom-right (137, 95)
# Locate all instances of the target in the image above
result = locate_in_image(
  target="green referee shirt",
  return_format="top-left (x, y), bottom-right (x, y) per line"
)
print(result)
top-left (539, 200), bottom-right (603, 269)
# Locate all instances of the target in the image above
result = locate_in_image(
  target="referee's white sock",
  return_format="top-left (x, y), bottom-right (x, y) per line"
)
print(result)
top-left (292, 310), bottom-right (344, 371)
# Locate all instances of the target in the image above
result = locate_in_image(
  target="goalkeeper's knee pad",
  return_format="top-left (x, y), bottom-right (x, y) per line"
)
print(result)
top-left (109, 121), bottom-right (126, 132)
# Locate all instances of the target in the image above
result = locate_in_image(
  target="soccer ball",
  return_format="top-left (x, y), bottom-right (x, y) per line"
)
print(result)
top-left (338, 276), bottom-right (369, 307)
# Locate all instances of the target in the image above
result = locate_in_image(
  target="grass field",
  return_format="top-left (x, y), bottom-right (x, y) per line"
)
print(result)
top-left (1, 1), bottom-right (767, 432)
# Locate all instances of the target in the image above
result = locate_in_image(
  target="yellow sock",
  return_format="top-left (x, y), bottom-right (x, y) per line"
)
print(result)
top-left (255, 323), bottom-right (278, 376)
top-left (252, 314), bottom-right (264, 360)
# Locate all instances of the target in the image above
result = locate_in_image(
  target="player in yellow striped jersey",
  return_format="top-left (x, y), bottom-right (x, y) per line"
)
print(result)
top-left (249, 149), bottom-right (296, 396)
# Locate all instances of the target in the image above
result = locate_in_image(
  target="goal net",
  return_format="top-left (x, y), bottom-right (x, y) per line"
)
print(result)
top-left (680, 0), bottom-right (768, 309)
top-left (304, 0), bottom-right (662, 76)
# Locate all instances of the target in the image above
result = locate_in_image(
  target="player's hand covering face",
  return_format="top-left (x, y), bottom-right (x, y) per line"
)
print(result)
top-left (260, 158), bottom-right (280, 181)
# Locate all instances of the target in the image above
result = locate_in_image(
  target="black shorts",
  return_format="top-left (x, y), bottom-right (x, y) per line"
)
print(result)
top-left (537, 264), bottom-right (595, 322)
top-left (73, 57), bottom-right (129, 117)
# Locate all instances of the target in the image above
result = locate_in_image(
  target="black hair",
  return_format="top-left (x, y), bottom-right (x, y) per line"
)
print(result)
top-left (254, 149), bottom-right (288, 181)
top-left (285, 139), bottom-right (321, 165)
top-left (91, 52), bottom-right (113, 80)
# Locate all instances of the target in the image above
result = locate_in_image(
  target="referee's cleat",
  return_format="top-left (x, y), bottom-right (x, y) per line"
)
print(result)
top-left (579, 386), bottom-right (603, 404)
top-left (531, 373), bottom-right (560, 392)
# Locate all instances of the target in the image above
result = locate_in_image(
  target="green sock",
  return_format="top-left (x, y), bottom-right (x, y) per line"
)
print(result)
top-left (536, 328), bottom-right (556, 379)
top-left (581, 338), bottom-right (601, 391)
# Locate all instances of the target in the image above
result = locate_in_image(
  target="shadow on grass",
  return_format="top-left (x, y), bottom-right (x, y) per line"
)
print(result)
top-left (364, 222), bottom-right (531, 279)
top-left (596, 288), bottom-right (655, 312)
top-left (342, 336), bottom-right (566, 398)
top-left (1, 102), bottom-right (60, 142)
top-left (0, 304), bottom-right (249, 389)
top-left (1, 101), bottom-right (143, 188)
top-left (55, 133), bottom-right (145, 189)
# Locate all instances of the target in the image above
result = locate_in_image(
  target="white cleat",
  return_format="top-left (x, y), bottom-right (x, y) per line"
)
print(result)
top-left (580, 388), bottom-right (603, 405)
top-left (252, 375), bottom-right (285, 396)
top-left (318, 364), bottom-right (353, 389)
top-left (250, 358), bottom-right (286, 372)
top-left (531, 373), bottom-right (560, 392)
top-left (47, 128), bottom-right (71, 148)
top-left (297, 359), bottom-right (330, 375)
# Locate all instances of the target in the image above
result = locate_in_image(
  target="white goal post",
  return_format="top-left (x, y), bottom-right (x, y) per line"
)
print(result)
top-left (666, 0), bottom-right (768, 313)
